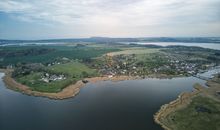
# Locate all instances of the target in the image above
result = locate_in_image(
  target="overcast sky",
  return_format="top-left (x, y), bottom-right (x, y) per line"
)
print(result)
top-left (0, 0), bottom-right (220, 39)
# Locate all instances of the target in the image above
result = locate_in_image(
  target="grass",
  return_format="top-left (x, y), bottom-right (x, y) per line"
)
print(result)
top-left (47, 61), bottom-right (98, 77)
top-left (15, 61), bottom-right (98, 93)
top-left (107, 48), bottom-right (159, 56)
top-left (164, 96), bottom-right (220, 130)
top-left (16, 72), bottom-right (74, 92)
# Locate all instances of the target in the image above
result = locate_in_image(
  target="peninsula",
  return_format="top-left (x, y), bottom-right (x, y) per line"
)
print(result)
top-left (0, 42), bottom-right (220, 99)
top-left (154, 74), bottom-right (220, 130)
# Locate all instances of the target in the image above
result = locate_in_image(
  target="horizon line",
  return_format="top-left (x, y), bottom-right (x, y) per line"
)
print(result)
top-left (1, 36), bottom-right (220, 41)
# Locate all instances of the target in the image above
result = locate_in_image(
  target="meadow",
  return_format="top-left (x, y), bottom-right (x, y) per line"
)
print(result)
top-left (15, 61), bottom-right (98, 92)
top-left (163, 96), bottom-right (220, 130)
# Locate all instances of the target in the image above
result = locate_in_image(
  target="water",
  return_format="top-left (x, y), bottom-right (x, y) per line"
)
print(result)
top-left (197, 67), bottom-right (220, 78)
top-left (0, 72), bottom-right (216, 130)
top-left (124, 42), bottom-right (220, 50)
top-left (2, 42), bottom-right (220, 50)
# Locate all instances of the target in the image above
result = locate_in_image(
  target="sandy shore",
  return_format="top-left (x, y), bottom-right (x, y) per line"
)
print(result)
top-left (154, 76), bottom-right (220, 130)
top-left (0, 69), bottom-right (139, 100)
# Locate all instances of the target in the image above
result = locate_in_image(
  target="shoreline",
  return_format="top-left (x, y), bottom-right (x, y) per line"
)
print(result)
top-left (1, 69), bottom-right (219, 129)
top-left (0, 69), bottom-right (139, 100)
top-left (0, 69), bottom-right (187, 100)
top-left (154, 75), bottom-right (220, 130)
top-left (153, 84), bottom-right (204, 130)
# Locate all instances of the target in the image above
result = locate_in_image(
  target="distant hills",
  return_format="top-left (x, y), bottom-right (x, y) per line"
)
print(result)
top-left (0, 37), bottom-right (220, 45)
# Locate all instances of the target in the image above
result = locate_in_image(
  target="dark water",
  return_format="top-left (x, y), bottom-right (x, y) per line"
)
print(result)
top-left (0, 73), bottom-right (207, 130)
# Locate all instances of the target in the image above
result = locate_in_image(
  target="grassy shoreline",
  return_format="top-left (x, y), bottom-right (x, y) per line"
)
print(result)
top-left (0, 69), bottom-right (138, 99)
top-left (154, 75), bottom-right (220, 130)
top-left (1, 69), bottom-right (83, 99)
top-left (0, 68), bottom-right (187, 100)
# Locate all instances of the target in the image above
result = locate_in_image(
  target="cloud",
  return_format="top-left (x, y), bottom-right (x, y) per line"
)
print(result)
top-left (0, 0), bottom-right (32, 12)
top-left (0, 0), bottom-right (218, 24)
top-left (0, 0), bottom-right (220, 38)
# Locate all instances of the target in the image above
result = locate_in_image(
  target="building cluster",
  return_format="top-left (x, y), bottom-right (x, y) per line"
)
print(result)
top-left (41, 73), bottom-right (66, 83)
top-left (96, 54), bottom-right (217, 77)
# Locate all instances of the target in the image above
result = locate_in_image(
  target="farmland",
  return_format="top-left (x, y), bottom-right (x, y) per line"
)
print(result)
top-left (1, 42), bottom-right (220, 93)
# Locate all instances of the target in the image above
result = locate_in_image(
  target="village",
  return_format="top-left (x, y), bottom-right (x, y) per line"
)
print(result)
top-left (95, 53), bottom-right (217, 77)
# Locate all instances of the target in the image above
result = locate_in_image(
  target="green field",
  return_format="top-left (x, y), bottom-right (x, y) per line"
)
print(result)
top-left (164, 96), bottom-right (220, 130)
top-left (15, 61), bottom-right (98, 92)
top-left (107, 48), bottom-right (159, 56)
top-left (48, 61), bottom-right (97, 77)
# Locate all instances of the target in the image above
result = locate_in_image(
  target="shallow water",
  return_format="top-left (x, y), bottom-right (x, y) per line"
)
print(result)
top-left (197, 67), bottom-right (220, 78)
top-left (0, 72), bottom-right (210, 130)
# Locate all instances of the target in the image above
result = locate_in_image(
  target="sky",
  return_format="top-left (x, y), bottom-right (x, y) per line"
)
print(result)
top-left (0, 0), bottom-right (220, 39)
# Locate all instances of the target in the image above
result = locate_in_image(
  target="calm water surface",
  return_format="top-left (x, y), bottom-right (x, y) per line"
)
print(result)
top-left (124, 42), bottom-right (220, 50)
top-left (0, 73), bottom-right (210, 130)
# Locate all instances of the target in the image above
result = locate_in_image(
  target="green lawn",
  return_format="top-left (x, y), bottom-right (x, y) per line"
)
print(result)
top-left (48, 61), bottom-right (97, 77)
